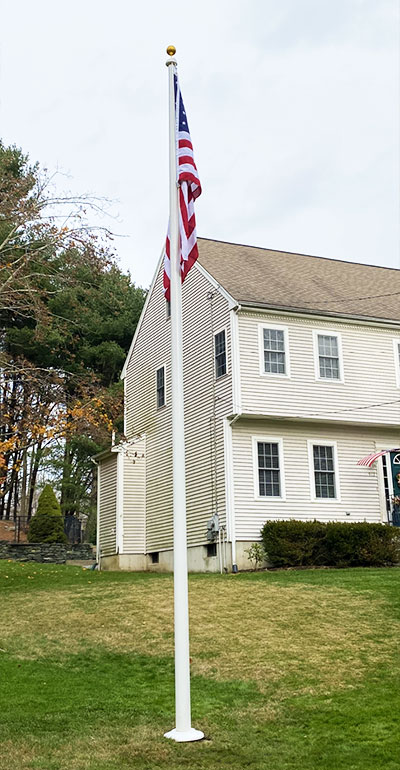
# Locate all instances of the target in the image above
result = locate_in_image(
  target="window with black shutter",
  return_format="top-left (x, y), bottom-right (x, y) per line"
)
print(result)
top-left (214, 330), bottom-right (227, 379)
top-left (156, 366), bottom-right (165, 408)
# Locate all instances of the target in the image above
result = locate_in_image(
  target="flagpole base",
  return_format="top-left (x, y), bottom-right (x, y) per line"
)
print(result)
top-left (164, 727), bottom-right (204, 742)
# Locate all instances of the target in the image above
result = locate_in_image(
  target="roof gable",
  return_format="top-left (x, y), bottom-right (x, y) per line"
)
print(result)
top-left (120, 245), bottom-right (236, 379)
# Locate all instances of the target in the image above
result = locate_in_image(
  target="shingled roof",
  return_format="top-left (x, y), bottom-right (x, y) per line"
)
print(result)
top-left (197, 238), bottom-right (400, 323)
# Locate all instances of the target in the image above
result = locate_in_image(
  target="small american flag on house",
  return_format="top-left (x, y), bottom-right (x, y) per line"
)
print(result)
top-left (163, 73), bottom-right (201, 301)
top-left (357, 449), bottom-right (400, 467)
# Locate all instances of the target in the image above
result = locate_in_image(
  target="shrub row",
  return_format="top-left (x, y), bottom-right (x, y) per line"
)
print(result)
top-left (261, 520), bottom-right (400, 568)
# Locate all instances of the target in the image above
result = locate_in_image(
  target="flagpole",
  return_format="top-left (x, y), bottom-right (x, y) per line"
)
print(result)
top-left (164, 46), bottom-right (204, 744)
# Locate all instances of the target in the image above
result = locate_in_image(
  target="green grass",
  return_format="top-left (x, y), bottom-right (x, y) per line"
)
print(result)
top-left (0, 562), bottom-right (399, 769)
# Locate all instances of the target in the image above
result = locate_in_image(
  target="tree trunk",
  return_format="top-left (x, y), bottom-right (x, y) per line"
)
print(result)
top-left (1, 375), bottom-right (20, 519)
top-left (5, 464), bottom-right (17, 520)
top-left (12, 471), bottom-right (19, 521)
top-left (61, 440), bottom-right (76, 516)
top-left (19, 448), bottom-right (28, 521)
top-left (27, 444), bottom-right (42, 520)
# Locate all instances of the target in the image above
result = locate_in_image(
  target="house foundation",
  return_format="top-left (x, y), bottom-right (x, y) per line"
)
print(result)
top-left (99, 541), bottom-right (259, 573)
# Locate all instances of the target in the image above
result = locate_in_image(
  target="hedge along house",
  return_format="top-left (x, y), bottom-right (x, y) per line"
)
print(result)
top-left (96, 238), bottom-right (400, 572)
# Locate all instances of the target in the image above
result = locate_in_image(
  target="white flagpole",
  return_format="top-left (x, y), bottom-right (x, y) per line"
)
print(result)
top-left (164, 46), bottom-right (204, 743)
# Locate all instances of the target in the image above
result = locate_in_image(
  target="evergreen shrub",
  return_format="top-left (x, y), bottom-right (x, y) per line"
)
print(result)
top-left (261, 520), bottom-right (400, 568)
top-left (27, 485), bottom-right (68, 544)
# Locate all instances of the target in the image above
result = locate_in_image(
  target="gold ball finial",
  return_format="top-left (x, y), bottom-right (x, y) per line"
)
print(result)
top-left (166, 45), bottom-right (176, 56)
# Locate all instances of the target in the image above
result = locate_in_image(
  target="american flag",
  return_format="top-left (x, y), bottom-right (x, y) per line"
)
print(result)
top-left (163, 72), bottom-right (201, 301)
top-left (357, 448), bottom-right (400, 467)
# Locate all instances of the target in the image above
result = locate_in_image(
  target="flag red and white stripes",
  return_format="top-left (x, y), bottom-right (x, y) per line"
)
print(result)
top-left (163, 72), bottom-right (201, 301)
top-left (357, 449), bottom-right (400, 467)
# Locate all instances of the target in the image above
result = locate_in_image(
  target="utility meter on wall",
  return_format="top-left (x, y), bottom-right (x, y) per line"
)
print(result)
top-left (206, 513), bottom-right (219, 542)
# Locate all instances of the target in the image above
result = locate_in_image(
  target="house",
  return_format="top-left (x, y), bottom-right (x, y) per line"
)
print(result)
top-left (96, 238), bottom-right (400, 572)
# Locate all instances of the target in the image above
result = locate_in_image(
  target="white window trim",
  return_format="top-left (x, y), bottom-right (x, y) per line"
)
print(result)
top-left (258, 323), bottom-right (291, 378)
top-left (307, 439), bottom-right (341, 502)
top-left (116, 451), bottom-right (124, 554)
top-left (393, 339), bottom-right (400, 388)
top-left (214, 325), bottom-right (228, 380)
top-left (312, 329), bottom-right (344, 383)
top-left (252, 436), bottom-right (286, 501)
top-left (375, 441), bottom-right (395, 523)
top-left (155, 364), bottom-right (166, 409)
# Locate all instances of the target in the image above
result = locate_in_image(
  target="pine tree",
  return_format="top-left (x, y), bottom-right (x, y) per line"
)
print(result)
top-left (27, 485), bottom-right (67, 543)
top-left (0, 140), bottom-right (146, 522)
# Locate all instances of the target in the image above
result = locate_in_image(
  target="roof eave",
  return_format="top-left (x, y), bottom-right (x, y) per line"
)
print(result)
top-left (226, 411), bottom-right (400, 431)
top-left (237, 299), bottom-right (400, 327)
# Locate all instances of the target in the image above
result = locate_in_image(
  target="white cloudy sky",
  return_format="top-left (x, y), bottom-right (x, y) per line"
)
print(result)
top-left (1, 0), bottom-right (399, 287)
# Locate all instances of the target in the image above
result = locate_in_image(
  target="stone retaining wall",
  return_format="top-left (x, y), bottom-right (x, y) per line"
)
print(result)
top-left (0, 542), bottom-right (95, 564)
top-left (66, 544), bottom-right (95, 561)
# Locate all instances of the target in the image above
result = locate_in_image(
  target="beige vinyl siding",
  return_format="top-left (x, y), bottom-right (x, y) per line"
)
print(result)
top-left (239, 311), bottom-right (400, 425)
top-left (122, 441), bottom-right (146, 553)
top-left (124, 263), bottom-right (233, 552)
top-left (99, 454), bottom-right (117, 557)
top-left (125, 264), bottom-right (172, 551)
top-left (232, 418), bottom-right (399, 541)
top-left (182, 267), bottom-right (232, 547)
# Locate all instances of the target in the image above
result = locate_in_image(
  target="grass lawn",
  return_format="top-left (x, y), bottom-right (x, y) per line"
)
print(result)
top-left (0, 563), bottom-right (399, 770)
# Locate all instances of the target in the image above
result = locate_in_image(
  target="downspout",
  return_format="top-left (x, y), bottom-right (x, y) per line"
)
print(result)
top-left (222, 525), bottom-right (227, 572)
top-left (227, 413), bottom-right (241, 572)
top-left (229, 413), bottom-right (241, 427)
top-left (116, 450), bottom-right (124, 556)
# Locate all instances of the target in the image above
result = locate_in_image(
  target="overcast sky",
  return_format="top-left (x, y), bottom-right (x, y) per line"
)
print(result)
top-left (1, 0), bottom-right (399, 287)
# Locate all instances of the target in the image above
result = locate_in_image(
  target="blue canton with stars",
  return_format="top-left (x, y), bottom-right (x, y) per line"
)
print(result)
top-left (174, 74), bottom-right (190, 133)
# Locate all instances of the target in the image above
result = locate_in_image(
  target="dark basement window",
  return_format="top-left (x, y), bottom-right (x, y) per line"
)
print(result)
top-left (206, 543), bottom-right (217, 558)
top-left (150, 552), bottom-right (159, 564)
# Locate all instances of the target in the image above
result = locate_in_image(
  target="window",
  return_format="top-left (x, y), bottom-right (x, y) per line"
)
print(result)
top-left (150, 552), bottom-right (159, 564)
top-left (214, 330), bottom-right (227, 378)
top-left (317, 335), bottom-right (339, 379)
top-left (313, 330), bottom-right (343, 382)
top-left (254, 439), bottom-right (284, 498)
top-left (259, 324), bottom-right (290, 377)
top-left (206, 543), bottom-right (217, 558)
top-left (308, 442), bottom-right (340, 500)
top-left (156, 366), bottom-right (165, 408)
